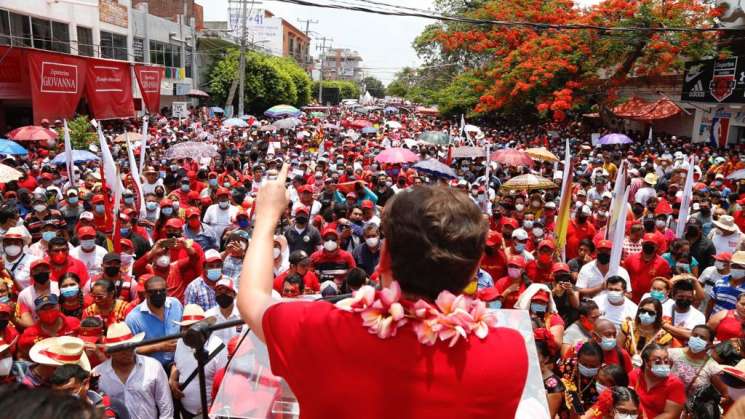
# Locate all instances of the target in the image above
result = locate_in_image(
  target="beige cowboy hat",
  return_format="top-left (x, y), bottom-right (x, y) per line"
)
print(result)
top-left (714, 215), bottom-right (739, 233)
top-left (104, 322), bottom-right (145, 348)
top-left (30, 336), bottom-right (91, 371)
top-left (732, 251), bottom-right (745, 266)
top-left (174, 304), bottom-right (215, 327)
top-left (643, 173), bottom-right (658, 186)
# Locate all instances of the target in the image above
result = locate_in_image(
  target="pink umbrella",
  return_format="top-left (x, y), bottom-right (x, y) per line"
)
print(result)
top-left (374, 147), bottom-right (420, 164)
top-left (490, 148), bottom-right (533, 167)
top-left (351, 119), bottom-right (372, 129)
top-left (6, 126), bottom-right (59, 141)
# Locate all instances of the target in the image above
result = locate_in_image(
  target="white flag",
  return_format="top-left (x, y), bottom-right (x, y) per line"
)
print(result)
top-left (139, 117), bottom-right (148, 173)
top-left (607, 161), bottom-right (626, 239)
top-left (95, 124), bottom-right (123, 192)
top-left (127, 139), bottom-right (146, 216)
top-left (647, 126), bottom-right (653, 143)
top-left (676, 155), bottom-right (696, 238)
top-left (608, 186), bottom-right (630, 277)
top-left (63, 120), bottom-right (75, 188)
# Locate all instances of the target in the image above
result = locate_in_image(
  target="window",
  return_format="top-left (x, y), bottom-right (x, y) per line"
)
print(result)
top-left (185, 46), bottom-right (193, 78)
top-left (9, 12), bottom-right (30, 47)
top-left (76, 26), bottom-right (93, 57)
top-left (164, 43), bottom-right (173, 67)
top-left (31, 17), bottom-right (51, 50)
top-left (0, 10), bottom-right (9, 45)
top-left (173, 44), bottom-right (181, 68)
top-left (150, 40), bottom-right (164, 65)
top-left (100, 30), bottom-right (127, 60)
top-left (133, 37), bottom-right (144, 62)
top-left (51, 21), bottom-right (69, 53)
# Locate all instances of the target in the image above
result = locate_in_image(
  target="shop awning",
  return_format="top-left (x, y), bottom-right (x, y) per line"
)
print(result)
top-left (612, 96), bottom-right (682, 121)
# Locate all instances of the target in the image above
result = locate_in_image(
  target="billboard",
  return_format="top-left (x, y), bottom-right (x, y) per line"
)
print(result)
top-left (681, 57), bottom-right (745, 103)
top-left (228, 8), bottom-right (284, 57)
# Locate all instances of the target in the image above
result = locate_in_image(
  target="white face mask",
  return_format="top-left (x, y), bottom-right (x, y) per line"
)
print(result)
top-left (273, 247), bottom-right (281, 259)
top-left (80, 239), bottom-right (96, 251)
top-left (156, 255), bottom-right (171, 268)
top-left (715, 261), bottom-right (727, 271)
top-left (532, 228), bottom-right (544, 238)
top-left (323, 240), bottom-right (338, 252)
top-left (613, 413), bottom-right (638, 419)
top-left (515, 204), bottom-right (525, 212)
top-left (0, 356), bottom-right (11, 376)
top-left (365, 237), bottom-right (379, 248)
top-left (507, 267), bottom-right (522, 279)
top-left (607, 290), bottom-right (625, 304)
top-left (3, 245), bottom-right (21, 258)
top-left (523, 220), bottom-right (534, 229)
top-left (731, 269), bottom-right (745, 279)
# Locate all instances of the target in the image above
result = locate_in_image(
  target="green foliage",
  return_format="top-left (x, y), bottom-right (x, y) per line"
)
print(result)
top-left (361, 76), bottom-right (385, 98)
top-left (61, 116), bottom-right (97, 149)
top-left (208, 49), bottom-right (312, 114)
top-left (312, 80), bottom-right (361, 100)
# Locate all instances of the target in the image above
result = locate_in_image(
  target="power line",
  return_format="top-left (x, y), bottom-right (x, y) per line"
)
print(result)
top-left (267, 0), bottom-right (744, 33)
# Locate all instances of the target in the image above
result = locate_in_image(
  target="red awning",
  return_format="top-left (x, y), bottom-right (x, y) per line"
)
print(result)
top-left (612, 97), bottom-right (681, 121)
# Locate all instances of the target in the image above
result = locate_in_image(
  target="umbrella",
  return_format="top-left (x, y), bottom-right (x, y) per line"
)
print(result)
top-left (0, 139), bottom-right (28, 155)
top-left (258, 125), bottom-right (277, 132)
top-left (309, 112), bottom-right (326, 118)
top-left (265, 105), bottom-right (301, 118)
top-left (164, 141), bottom-right (219, 160)
top-left (296, 131), bottom-right (311, 139)
top-left (323, 123), bottom-right (341, 131)
top-left (463, 124), bottom-right (481, 134)
top-left (413, 159), bottom-right (457, 179)
top-left (6, 125), bottom-right (58, 141)
top-left (727, 169), bottom-right (745, 180)
top-left (350, 119), bottom-right (372, 129)
top-left (525, 147), bottom-right (559, 162)
top-left (114, 132), bottom-right (144, 143)
top-left (385, 121), bottom-right (402, 129)
top-left (418, 131), bottom-right (451, 146)
top-left (374, 147), bottom-right (420, 164)
top-left (451, 146), bottom-right (486, 159)
top-left (209, 107), bottom-right (225, 114)
top-left (187, 89), bottom-right (210, 98)
top-left (272, 118), bottom-right (300, 130)
top-left (384, 106), bottom-right (399, 114)
top-left (223, 118), bottom-right (248, 128)
top-left (598, 133), bottom-right (633, 145)
top-left (51, 150), bottom-right (100, 165)
top-left (0, 163), bottom-right (22, 182)
top-left (361, 126), bottom-right (378, 134)
top-left (490, 148), bottom-right (534, 167)
top-left (501, 174), bottom-right (558, 191)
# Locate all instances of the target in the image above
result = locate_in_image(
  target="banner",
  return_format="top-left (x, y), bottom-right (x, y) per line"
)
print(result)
top-left (681, 57), bottom-right (745, 103)
top-left (676, 156), bottom-right (696, 238)
top-left (63, 120), bottom-right (75, 187)
top-left (84, 58), bottom-right (134, 120)
top-left (26, 49), bottom-right (88, 124)
top-left (0, 46), bottom-right (31, 100)
top-left (555, 139), bottom-right (573, 261)
top-left (134, 64), bottom-right (164, 113)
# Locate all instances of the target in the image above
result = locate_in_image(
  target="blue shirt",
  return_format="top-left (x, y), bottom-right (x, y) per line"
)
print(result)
top-left (709, 275), bottom-right (745, 314)
top-left (184, 277), bottom-right (217, 311)
top-left (477, 269), bottom-right (494, 290)
top-left (125, 297), bottom-right (183, 366)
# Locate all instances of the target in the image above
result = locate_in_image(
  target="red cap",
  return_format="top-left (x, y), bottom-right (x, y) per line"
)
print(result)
top-left (477, 287), bottom-right (501, 302)
top-left (321, 228), bottom-right (339, 239)
top-left (160, 198), bottom-right (173, 207)
top-left (298, 185), bottom-right (312, 194)
top-left (187, 191), bottom-right (200, 200)
top-left (642, 233), bottom-right (657, 244)
top-left (507, 255), bottom-right (526, 268)
top-left (486, 230), bottom-right (502, 247)
top-left (532, 290), bottom-right (551, 303)
top-left (201, 196), bottom-right (212, 206)
top-left (91, 194), bottom-right (105, 204)
top-left (40, 173), bottom-right (54, 181)
top-left (185, 207), bottom-right (200, 219)
top-left (502, 217), bottom-right (519, 229)
top-left (538, 239), bottom-right (556, 250)
top-left (295, 206), bottom-right (309, 216)
top-left (121, 239), bottom-right (133, 250)
top-left (216, 188), bottom-right (230, 197)
top-left (715, 252), bottom-right (732, 262)
top-left (78, 226), bottom-right (96, 239)
top-left (165, 218), bottom-right (184, 229)
top-left (361, 200), bottom-right (374, 209)
top-left (551, 263), bottom-right (570, 274)
top-left (597, 240), bottom-right (613, 250)
top-left (30, 259), bottom-right (51, 271)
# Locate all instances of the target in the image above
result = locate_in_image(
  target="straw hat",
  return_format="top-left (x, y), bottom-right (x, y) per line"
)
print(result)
top-left (174, 304), bottom-right (214, 327)
top-left (29, 336), bottom-right (91, 371)
top-left (713, 215), bottom-right (738, 233)
top-left (643, 173), bottom-right (658, 185)
top-left (104, 322), bottom-right (145, 348)
top-left (722, 359), bottom-right (745, 383)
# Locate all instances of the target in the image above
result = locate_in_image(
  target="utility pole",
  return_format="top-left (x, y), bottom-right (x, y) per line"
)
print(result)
top-left (316, 37), bottom-right (332, 105)
top-left (296, 18), bottom-right (317, 70)
top-left (237, 0), bottom-right (249, 117)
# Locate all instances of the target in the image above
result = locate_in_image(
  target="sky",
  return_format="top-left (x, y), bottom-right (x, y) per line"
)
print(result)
top-left (199, 0), bottom-right (435, 84)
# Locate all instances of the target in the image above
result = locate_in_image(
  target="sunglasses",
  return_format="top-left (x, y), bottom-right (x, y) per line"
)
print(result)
top-left (638, 308), bottom-right (657, 316)
top-left (146, 289), bottom-right (167, 296)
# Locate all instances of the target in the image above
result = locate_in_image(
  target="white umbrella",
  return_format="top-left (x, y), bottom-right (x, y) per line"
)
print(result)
top-left (385, 121), bottom-right (402, 129)
top-left (464, 124), bottom-right (481, 133)
top-left (727, 169), bottom-right (745, 180)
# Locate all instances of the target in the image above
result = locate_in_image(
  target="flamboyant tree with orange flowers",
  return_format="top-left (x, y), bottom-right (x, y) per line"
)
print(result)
top-left (424, 0), bottom-right (723, 121)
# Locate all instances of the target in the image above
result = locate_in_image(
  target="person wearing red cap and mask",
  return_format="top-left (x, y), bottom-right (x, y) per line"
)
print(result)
top-left (70, 226), bottom-right (107, 280)
top-left (90, 194), bottom-right (111, 234)
top-left (566, 205), bottom-right (597, 261)
top-left (526, 239), bottom-right (557, 284)
top-left (622, 234), bottom-right (672, 303)
top-left (18, 294), bottom-right (80, 359)
top-left (183, 207), bottom-right (220, 252)
top-left (203, 188), bottom-right (237, 241)
top-left (494, 256), bottom-right (529, 309)
top-left (15, 259), bottom-right (58, 328)
top-left (46, 237), bottom-right (90, 287)
top-left (480, 230), bottom-right (508, 281)
top-left (309, 228), bottom-right (357, 289)
top-left (576, 240), bottom-right (632, 298)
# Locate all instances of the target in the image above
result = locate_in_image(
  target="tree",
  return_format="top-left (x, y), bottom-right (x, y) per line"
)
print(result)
top-left (418, 0), bottom-right (722, 121)
top-left (62, 115), bottom-right (96, 149)
top-left (312, 80), bottom-right (361, 102)
top-left (361, 76), bottom-right (386, 98)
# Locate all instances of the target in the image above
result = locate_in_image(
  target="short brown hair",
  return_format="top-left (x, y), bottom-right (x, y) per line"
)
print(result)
top-left (381, 185), bottom-right (487, 300)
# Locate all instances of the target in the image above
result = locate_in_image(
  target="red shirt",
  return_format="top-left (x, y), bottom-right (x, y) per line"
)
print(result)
top-left (273, 270), bottom-right (321, 293)
top-left (566, 220), bottom-right (596, 261)
top-left (480, 251), bottom-right (507, 283)
top-left (309, 249), bottom-right (356, 281)
top-left (18, 315), bottom-right (80, 356)
top-left (263, 301), bottom-right (529, 419)
top-left (49, 256), bottom-right (90, 289)
top-left (2, 324), bottom-right (19, 356)
top-left (622, 253), bottom-right (671, 303)
top-left (525, 260), bottom-right (553, 284)
top-left (602, 347), bottom-right (633, 374)
top-left (629, 368), bottom-right (686, 418)
top-left (494, 276), bottom-right (527, 309)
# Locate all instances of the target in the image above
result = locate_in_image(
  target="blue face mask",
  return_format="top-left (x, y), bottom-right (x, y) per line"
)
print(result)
top-left (181, 184), bottom-right (190, 192)
top-left (688, 336), bottom-right (708, 353)
top-left (159, 171), bottom-right (166, 179)
top-left (68, 196), bottom-right (79, 205)
top-left (95, 204), bottom-right (105, 213)
top-left (42, 231), bottom-right (56, 242)
top-left (146, 202), bottom-right (158, 211)
top-left (530, 302), bottom-right (547, 314)
top-left (223, 182), bottom-right (231, 188)
top-left (209, 179), bottom-right (218, 187)
top-left (639, 312), bottom-right (656, 325)
top-left (60, 285), bottom-right (79, 298)
top-left (206, 268), bottom-right (222, 281)
top-left (161, 207), bottom-right (173, 216)
top-left (0, 295), bottom-right (9, 304)
top-left (124, 197), bottom-right (134, 205)
top-left (488, 300), bottom-right (502, 310)
top-left (515, 243), bottom-right (525, 252)
top-left (651, 364), bottom-right (671, 378)
top-left (650, 290), bottom-right (666, 302)
top-left (120, 228), bottom-right (130, 236)
top-left (578, 363), bottom-right (599, 378)
top-left (599, 336), bottom-right (617, 351)
top-left (237, 218), bottom-right (249, 228)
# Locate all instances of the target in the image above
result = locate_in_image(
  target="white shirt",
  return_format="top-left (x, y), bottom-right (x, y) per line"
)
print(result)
top-left (3, 252), bottom-right (39, 290)
top-left (70, 245), bottom-right (108, 286)
top-left (635, 187), bottom-right (657, 206)
top-left (665, 305), bottom-right (706, 330)
top-left (593, 292), bottom-right (639, 328)
top-left (205, 304), bottom-right (243, 344)
top-left (698, 265), bottom-right (726, 312)
top-left (203, 204), bottom-right (238, 239)
top-left (576, 261), bottom-right (633, 292)
top-left (94, 354), bottom-right (173, 419)
top-left (18, 282), bottom-right (59, 319)
top-left (174, 335), bottom-right (228, 415)
top-left (141, 179), bottom-right (164, 195)
top-left (709, 230), bottom-right (744, 255)
top-left (291, 200), bottom-right (322, 217)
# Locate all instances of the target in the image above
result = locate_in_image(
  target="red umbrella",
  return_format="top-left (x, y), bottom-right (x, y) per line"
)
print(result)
top-left (6, 126), bottom-right (59, 141)
top-left (350, 119), bottom-right (372, 129)
top-left (374, 147), bottom-right (420, 164)
top-left (490, 148), bottom-right (533, 167)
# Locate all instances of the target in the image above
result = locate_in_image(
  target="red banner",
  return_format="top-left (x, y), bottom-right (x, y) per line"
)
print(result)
top-left (134, 65), bottom-right (164, 113)
top-left (85, 58), bottom-right (134, 120)
top-left (26, 49), bottom-right (88, 124)
top-left (0, 46), bottom-right (31, 100)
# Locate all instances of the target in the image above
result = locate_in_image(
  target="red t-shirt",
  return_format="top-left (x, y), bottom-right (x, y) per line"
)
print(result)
top-left (273, 270), bottom-right (321, 293)
top-left (622, 253), bottom-right (671, 303)
top-left (628, 368), bottom-right (686, 418)
top-left (566, 220), bottom-right (596, 261)
top-left (602, 347), bottom-right (633, 374)
top-left (309, 249), bottom-right (356, 281)
top-left (18, 315), bottom-right (80, 355)
top-left (49, 256), bottom-right (90, 288)
top-left (494, 276), bottom-right (527, 309)
top-left (480, 250), bottom-right (507, 281)
top-left (525, 260), bottom-right (553, 284)
top-left (263, 301), bottom-right (529, 419)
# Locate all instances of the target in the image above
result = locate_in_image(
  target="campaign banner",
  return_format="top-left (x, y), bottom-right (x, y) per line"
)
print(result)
top-left (134, 64), bottom-right (164, 113)
top-left (681, 57), bottom-right (745, 103)
top-left (84, 58), bottom-right (134, 120)
top-left (26, 49), bottom-right (88, 124)
top-left (0, 46), bottom-right (31, 100)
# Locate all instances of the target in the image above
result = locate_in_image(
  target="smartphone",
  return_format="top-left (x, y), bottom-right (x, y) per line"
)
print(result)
top-left (162, 238), bottom-right (176, 248)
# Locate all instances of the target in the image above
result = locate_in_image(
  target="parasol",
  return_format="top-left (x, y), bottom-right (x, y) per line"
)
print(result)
top-left (114, 132), bottom-right (145, 143)
top-left (463, 124), bottom-right (482, 134)
top-left (0, 139), bottom-right (28, 155)
top-left (51, 150), bottom-right (100, 165)
top-left (418, 131), bottom-right (451, 146)
top-left (223, 118), bottom-right (248, 128)
top-left (451, 146), bottom-right (486, 159)
top-left (525, 147), bottom-right (559, 162)
top-left (361, 126), bottom-right (378, 134)
top-left (272, 118), bottom-right (300, 130)
top-left (186, 89), bottom-right (210, 98)
top-left (265, 104), bottom-right (301, 118)
top-left (727, 169), bottom-right (745, 181)
top-left (309, 112), bottom-right (326, 118)
top-left (374, 147), bottom-right (420, 164)
top-left (6, 125), bottom-right (58, 141)
top-left (490, 148), bottom-right (534, 167)
top-left (209, 107), bottom-right (225, 114)
top-left (597, 133), bottom-right (633, 145)
top-left (385, 121), bottom-right (402, 129)
top-left (413, 159), bottom-right (457, 179)
top-left (164, 141), bottom-right (219, 160)
top-left (384, 106), bottom-right (399, 114)
top-left (0, 163), bottom-right (22, 182)
top-left (350, 119), bottom-right (372, 129)
top-left (501, 174), bottom-right (558, 191)
top-left (258, 125), bottom-right (277, 132)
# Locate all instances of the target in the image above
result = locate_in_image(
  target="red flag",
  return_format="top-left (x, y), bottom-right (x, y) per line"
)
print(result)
top-left (446, 145), bottom-right (453, 166)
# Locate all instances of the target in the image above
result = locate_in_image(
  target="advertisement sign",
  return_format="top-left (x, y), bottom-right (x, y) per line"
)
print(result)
top-left (134, 64), bottom-right (164, 113)
top-left (681, 57), bottom-right (745, 103)
top-left (172, 101), bottom-right (189, 118)
top-left (84, 58), bottom-right (134, 120)
top-left (229, 9), bottom-right (283, 56)
top-left (26, 50), bottom-right (88, 124)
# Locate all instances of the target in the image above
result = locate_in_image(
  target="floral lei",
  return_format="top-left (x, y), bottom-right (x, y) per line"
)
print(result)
top-left (335, 281), bottom-right (498, 347)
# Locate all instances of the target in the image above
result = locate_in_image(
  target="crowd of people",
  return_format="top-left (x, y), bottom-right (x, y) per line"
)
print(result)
top-left (1, 104), bottom-right (745, 419)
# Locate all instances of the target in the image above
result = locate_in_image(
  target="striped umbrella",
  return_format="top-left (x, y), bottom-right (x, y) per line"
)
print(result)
top-left (6, 125), bottom-right (58, 141)
top-left (500, 174), bottom-right (558, 191)
top-left (264, 105), bottom-right (301, 118)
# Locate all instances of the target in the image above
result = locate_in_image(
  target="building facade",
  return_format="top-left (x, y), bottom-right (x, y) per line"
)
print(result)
top-left (320, 48), bottom-right (363, 82)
